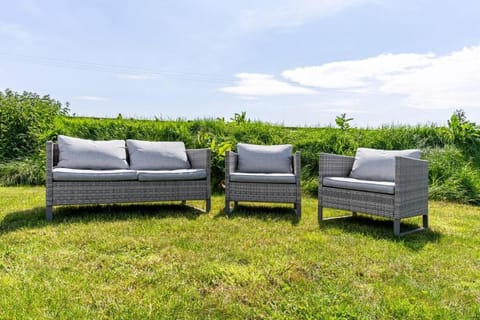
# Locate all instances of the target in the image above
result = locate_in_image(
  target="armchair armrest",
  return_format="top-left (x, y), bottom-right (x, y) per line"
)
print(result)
top-left (394, 156), bottom-right (429, 217)
top-left (187, 148), bottom-right (211, 171)
top-left (395, 156), bottom-right (428, 193)
top-left (318, 153), bottom-right (355, 182)
top-left (225, 151), bottom-right (238, 177)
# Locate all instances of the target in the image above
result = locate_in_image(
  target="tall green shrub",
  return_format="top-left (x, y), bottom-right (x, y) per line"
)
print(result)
top-left (0, 89), bottom-right (69, 161)
top-left (448, 109), bottom-right (480, 160)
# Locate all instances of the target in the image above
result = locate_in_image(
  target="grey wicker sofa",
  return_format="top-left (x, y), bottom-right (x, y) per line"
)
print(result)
top-left (46, 136), bottom-right (211, 220)
top-left (225, 143), bottom-right (301, 217)
top-left (318, 148), bottom-right (428, 236)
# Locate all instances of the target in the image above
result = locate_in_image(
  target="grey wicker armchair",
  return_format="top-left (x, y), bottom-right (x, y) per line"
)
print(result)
top-left (318, 149), bottom-right (428, 236)
top-left (225, 143), bottom-right (301, 217)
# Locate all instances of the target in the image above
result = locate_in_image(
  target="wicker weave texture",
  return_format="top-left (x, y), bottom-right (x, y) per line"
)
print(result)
top-left (321, 187), bottom-right (394, 217)
top-left (52, 180), bottom-right (209, 205)
top-left (46, 141), bottom-right (211, 219)
top-left (225, 150), bottom-right (301, 216)
top-left (228, 182), bottom-right (298, 203)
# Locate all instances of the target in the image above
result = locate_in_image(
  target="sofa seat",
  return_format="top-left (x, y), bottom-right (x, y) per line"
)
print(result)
top-left (323, 177), bottom-right (395, 195)
top-left (230, 172), bottom-right (296, 184)
top-left (53, 168), bottom-right (138, 181)
top-left (137, 169), bottom-right (207, 181)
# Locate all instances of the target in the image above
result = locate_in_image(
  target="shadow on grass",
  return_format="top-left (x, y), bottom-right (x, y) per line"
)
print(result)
top-left (319, 214), bottom-right (442, 250)
top-left (0, 202), bottom-right (205, 234)
top-left (214, 204), bottom-right (300, 226)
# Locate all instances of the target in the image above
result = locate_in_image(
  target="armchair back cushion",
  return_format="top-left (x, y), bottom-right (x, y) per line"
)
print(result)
top-left (349, 148), bottom-right (421, 181)
top-left (237, 143), bottom-right (292, 173)
top-left (56, 135), bottom-right (129, 169)
top-left (127, 140), bottom-right (191, 170)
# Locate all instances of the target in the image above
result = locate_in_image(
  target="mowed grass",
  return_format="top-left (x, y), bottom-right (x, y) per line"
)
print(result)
top-left (0, 187), bottom-right (479, 319)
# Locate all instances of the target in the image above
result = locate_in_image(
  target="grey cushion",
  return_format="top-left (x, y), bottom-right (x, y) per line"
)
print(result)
top-left (137, 169), bottom-right (206, 181)
top-left (237, 143), bottom-right (292, 173)
top-left (323, 177), bottom-right (395, 194)
top-left (56, 135), bottom-right (129, 169)
top-left (230, 172), bottom-right (296, 184)
top-left (53, 168), bottom-right (137, 181)
top-left (349, 148), bottom-right (421, 181)
top-left (127, 140), bottom-right (191, 170)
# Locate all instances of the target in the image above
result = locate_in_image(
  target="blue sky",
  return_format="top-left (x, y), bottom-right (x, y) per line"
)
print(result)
top-left (1, 0), bottom-right (479, 126)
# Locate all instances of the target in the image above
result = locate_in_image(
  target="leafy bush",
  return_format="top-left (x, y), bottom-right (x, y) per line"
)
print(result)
top-left (0, 89), bottom-right (69, 161)
top-left (0, 89), bottom-right (69, 185)
top-left (447, 109), bottom-right (480, 160)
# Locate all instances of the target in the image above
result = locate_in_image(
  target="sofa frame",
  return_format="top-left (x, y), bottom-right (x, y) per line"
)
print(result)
top-left (46, 141), bottom-right (211, 220)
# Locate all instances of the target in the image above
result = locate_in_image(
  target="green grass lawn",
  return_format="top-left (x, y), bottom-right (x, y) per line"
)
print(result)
top-left (0, 187), bottom-right (479, 319)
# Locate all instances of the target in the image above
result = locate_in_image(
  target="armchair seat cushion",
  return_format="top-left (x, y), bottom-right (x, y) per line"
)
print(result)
top-left (137, 169), bottom-right (207, 181)
top-left (53, 168), bottom-right (137, 181)
top-left (230, 172), bottom-right (296, 184)
top-left (323, 176), bottom-right (395, 194)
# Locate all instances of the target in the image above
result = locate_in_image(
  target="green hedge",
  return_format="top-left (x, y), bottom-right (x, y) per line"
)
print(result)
top-left (0, 89), bottom-right (68, 161)
top-left (49, 116), bottom-right (479, 204)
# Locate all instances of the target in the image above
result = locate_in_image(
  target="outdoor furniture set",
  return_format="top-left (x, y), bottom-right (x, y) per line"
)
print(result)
top-left (46, 135), bottom-right (429, 236)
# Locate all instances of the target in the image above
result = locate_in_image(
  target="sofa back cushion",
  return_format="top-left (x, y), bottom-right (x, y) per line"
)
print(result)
top-left (56, 135), bottom-right (129, 169)
top-left (127, 140), bottom-right (191, 170)
top-left (349, 148), bottom-right (421, 181)
top-left (237, 143), bottom-right (292, 173)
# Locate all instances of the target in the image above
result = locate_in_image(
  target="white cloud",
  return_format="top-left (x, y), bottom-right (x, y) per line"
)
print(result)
top-left (74, 96), bottom-right (107, 102)
top-left (238, 0), bottom-right (378, 31)
top-left (379, 47), bottom-right (480, 109)
top-left (116, 73), bottom-right (158, 80)
top-left (282, 53), bottom-right (435, 90)
top-left (282, 46), bottom-right (480, 109)
top-left (220, 73), bottom-right (317, 96)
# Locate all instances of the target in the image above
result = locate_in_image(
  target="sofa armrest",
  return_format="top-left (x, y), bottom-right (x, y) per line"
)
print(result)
top-left (46, 141), bottom-right (54, 206)
top-left (318, 153), bottom-right (354, 183)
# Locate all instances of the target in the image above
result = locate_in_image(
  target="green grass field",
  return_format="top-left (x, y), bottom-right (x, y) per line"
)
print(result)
top-left (1, 186), bottom-right (479, 319)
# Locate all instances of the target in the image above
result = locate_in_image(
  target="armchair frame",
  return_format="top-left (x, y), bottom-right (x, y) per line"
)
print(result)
top-left (318, 153), bottom-right (428, 236)
top-left (225, 151), bottom-right (301, 217)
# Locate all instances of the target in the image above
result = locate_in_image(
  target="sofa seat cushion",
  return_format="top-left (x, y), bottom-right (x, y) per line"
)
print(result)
top-left (53, 168), bottom-right (137, 181)
top-left (349, 148), bottom-right (421, 182)
top-left (126, 140), bottom-right (191, 170)
top-left (56, 135), bottom-right (129, 170)
top-left (323, 177), bottom-right (395, 194)
top-left (230, 172), bottom-right (296, 184)
top-left (137, 169), bottom-right (207, 181)
top-left (237, 143), bottom-right (292, 173)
